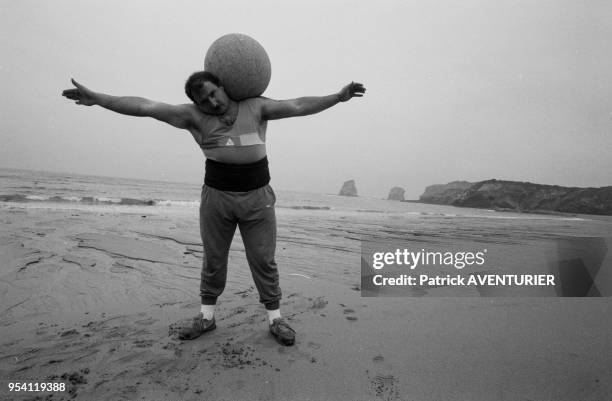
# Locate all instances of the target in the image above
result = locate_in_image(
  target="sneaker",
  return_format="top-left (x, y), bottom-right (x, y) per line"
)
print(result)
top-left (269, 318), bottom-right (296, 346)
top-left (177, 313), bottom-right (216, 340)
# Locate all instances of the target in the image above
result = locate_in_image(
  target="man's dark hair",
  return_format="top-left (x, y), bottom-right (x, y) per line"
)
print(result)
top-left (184, 71), bottom-right (221, 103)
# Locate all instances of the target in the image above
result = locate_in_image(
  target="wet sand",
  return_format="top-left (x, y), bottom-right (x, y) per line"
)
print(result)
top-left (0, 203), bottom-right (611, 400)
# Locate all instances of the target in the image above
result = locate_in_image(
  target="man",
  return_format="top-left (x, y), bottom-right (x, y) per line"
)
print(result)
top-left (62, 72), bottom-right (365, 346)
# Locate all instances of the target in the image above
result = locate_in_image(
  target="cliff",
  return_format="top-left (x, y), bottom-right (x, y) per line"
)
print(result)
top-left (419, 181), bottom-right (473, 204)
top-left (419, 179), bottom-right (612, 215)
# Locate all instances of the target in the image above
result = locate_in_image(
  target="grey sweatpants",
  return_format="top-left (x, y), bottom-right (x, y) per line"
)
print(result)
top-left (199, 184), bottom-right (281, 310)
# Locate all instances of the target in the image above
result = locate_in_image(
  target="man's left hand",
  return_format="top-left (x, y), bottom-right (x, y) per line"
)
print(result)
top-left (338, 82), bottom-right (366, 102)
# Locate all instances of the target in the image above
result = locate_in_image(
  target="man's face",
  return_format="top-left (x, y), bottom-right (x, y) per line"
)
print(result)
top-left (193, 81), bottom-right (230, 115)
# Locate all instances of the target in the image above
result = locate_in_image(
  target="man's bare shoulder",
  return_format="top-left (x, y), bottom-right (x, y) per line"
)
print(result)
top-left (241, 96), bottom-right (275, 117)
top-left (241, 96), bottom-right (274, 106)
top-left (179, 103), bottom-right (214, 122)
top-left (182, 102), bottom-right (218, 116)
top-left (179, 102), bottom-right (201, 115)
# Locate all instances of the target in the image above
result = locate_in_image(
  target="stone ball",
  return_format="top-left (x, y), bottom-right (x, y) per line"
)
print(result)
top-left (204, 33), bottom-right (271, 101)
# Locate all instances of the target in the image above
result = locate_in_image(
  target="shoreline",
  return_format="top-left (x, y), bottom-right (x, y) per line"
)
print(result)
top-left (405, 199), bottom-right (595, 218)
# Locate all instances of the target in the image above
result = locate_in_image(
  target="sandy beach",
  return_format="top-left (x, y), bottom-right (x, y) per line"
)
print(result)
top-left (1, 201), bottom-right (611, 401)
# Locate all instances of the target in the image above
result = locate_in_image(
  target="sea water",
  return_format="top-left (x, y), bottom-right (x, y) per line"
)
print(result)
top-left (0, 167), bottom-right (606, 226)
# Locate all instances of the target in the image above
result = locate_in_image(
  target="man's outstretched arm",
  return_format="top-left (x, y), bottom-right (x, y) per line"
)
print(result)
top-left (261, 82), bottom-right (365, 121)
top-left (61, 79), bottom-right (195, 129)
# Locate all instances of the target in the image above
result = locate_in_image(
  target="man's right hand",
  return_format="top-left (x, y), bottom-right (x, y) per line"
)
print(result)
top-left (62, 79), bottom-right (97, 106)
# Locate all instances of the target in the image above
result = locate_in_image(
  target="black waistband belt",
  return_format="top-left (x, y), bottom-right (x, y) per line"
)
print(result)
top-left (205, 156), bottom-right (270, 191)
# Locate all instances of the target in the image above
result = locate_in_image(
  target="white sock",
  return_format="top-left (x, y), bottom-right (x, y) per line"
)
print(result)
top-left (200, 304), bottom-right (215, 320)
top-left (267, 309), bottom-right (282, 324)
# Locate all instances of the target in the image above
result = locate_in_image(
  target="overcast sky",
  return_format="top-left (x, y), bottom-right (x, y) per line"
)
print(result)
top-left (2, 0), bottom-right (611, 198)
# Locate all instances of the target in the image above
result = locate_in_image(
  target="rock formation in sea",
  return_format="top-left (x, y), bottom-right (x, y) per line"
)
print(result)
top-left (419, 179), bottom-right (612, 215)
top-left (387, 187), bottom-right (405, 201)
top-left (339, 180), bottom-right (358, 197)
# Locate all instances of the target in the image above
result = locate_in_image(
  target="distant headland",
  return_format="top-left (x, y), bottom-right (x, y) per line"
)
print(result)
top-left (418, 179), bottom-right (612, 216)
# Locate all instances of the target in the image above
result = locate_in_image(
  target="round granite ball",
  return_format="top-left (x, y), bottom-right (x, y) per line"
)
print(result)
top-left (204, 33), bottom-right (271, 101)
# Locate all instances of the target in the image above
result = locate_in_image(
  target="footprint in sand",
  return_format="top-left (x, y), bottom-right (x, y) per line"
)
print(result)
top-left (134, 317), bottom-right (157, 326)
top-left (133, 339), bottom-right (154, 348)
top-left (229, 306), bottom-right (247, 316)
top-left (60, 329), bottom-right (80, 337)
top-left (367, 372), bottom-right (400, 401)
top-left (309, 297), bottom-right (328, 310)
top-left (343, 308), bottom-right (358, 321)
top-left (206, 341), bottom-right (272, 370)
